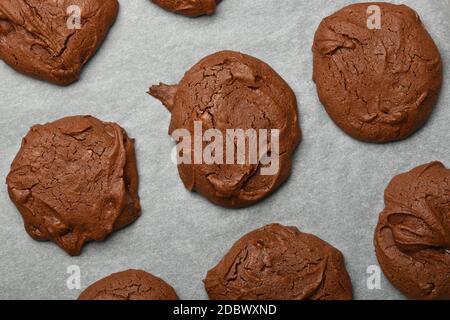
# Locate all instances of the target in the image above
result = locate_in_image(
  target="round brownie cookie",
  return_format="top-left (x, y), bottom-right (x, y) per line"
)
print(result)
top-left (312, 2), bottom-right (442, 143)
top-left (149, 51), bottom-right (301, 208)
top-left (204, 223), bottom-right (353, 300)
top-left (374, 162), bottom-right (450, 300)
top-left (0, 0), bottom-right (119, 85)
top-left (6, 115), bottom-right (140, 256)
top-left (79, 269), bottom-right (179, 300)
top-left (151, 0), bottom-right (220, 17)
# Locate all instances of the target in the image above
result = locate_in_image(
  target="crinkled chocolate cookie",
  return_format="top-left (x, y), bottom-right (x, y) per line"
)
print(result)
top-left (313, 2), bottom-right (442, 142)
top-left (79, 269), bottom-right (179, 300)
top-left (205, 223), bottom-right (353, 300)
top-left (151, 0), bottom-right (220, 17)
top-left (149, 51), bottom-right (301, 208)
top-left (375, 162), bottom-right (450, 299)
top-left (0, 0), bottom-right (119, 85)
top-left (6, 115), bottom-right (140, 256)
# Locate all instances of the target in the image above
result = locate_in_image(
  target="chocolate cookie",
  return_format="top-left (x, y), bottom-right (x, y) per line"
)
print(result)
top-left (0, 0), bottom-right (119, 85)
top-left (151, 0), bottom-right (220, 17)
top-left (374, 162), bottom-right (450, 300)
top-left (78, 269), bottom-right (179, 300)
top-left (149, 51), bottom-right (301, 208)
top-left (6, 116), bottom-right (140, 256)
top-left (312, 2), bottom-right (442, 143)
top-left (204, 223), bottom-right (353, 300)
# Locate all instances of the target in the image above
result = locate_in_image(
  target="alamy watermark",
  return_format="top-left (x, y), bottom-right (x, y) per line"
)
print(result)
top-left (171, 121), bottom-right (280, 176)
top-left (66, 265), bottom-right (81, 290)
top-left (367, 5), bottom-right (382, 30)
top-left (366, 265), bottom-right (381, 290)
top-left (66, 5), bottom-right (81, 30)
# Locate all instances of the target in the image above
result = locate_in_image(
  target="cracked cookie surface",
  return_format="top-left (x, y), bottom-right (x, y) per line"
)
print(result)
top-left (374, 162), bottom-right (450, 299)
top-left (0, 0), bottom-right (118, 85)
top-left (78, 269), bottom-right (179, 300)
top-left (312, 2), bottom-right (442, 143)
top-left (204, 223), bottom-right (353, 300)
top-left (151, 0), bottom-right (220, 17)
top-left (6, 115), bottom-right (141, 256)
top-left (149, 51), bottom-right (301, 208)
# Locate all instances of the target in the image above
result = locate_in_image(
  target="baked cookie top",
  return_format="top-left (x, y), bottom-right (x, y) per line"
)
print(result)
top-left (149, 51), bottom-right (301, 208)
top-left (313, 2), bottom-right (442, 143)
top-left (6, 115), bottom-right (140, 256)
top-left (375, 161), bottom-right (450, 299)
top-left (0, 0), bottom-right (119, 85)
top-left (79, 269), bottom-right (179, 300)
top-left (204, 223), bottom-right (353, 300)
top-left (151, 0), bottom-right (220, 17)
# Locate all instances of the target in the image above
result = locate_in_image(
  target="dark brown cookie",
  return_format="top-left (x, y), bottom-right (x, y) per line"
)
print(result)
top-left (312, 2), bottom-right (442, 143)
top-left (149, 51), bottom-right (301, 208)
top-left (0, 0), bottom-right (119, 85)
top-left (204, 223), bottom-right (353, 300)
top-left (78, 269), bottom-right (179, 300)
top-left (6, 115), bottom-right (141, 256)
top-left (374, 162), bottom-right (450, 300)
top-left (151, 0), bottom-right (220, 17)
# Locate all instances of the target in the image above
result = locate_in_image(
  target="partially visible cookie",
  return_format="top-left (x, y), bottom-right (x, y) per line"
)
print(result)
top-left (204, 223), bottom-right (353, 300)
top-left (374, 162), bottom-right (450, 300)
top-left (151, 0), bottom-right (220, 17)
top-left (79, 269), bottom-right (179, 300)
top-left (6, 115), bottom-right (141, 256)
top-left (312, 2), bottom-right (442, 142)
top-left (0, 0), bottom-right (119, 85)
top-left (149, 50), bottom-right (301, 208)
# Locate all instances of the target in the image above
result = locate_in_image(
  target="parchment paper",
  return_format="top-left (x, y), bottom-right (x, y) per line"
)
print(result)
top-left (0, 0), bottom-right (449, 300)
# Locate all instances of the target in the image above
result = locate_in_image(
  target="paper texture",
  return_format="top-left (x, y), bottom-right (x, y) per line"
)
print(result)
top-left (0, 0), bottom-right (448, 300)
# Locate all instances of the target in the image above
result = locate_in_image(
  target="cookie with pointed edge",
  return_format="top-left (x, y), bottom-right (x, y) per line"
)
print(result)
top-left (149, 50), bottom-right (301, 208)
